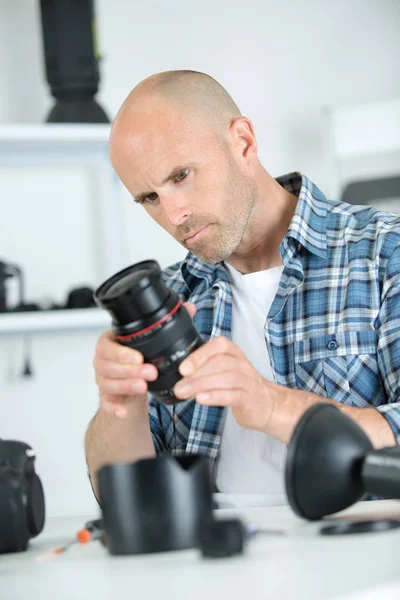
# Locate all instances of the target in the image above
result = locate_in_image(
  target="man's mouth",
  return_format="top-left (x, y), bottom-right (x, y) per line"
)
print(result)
top-left (184, 226), bottom-right (209, 243)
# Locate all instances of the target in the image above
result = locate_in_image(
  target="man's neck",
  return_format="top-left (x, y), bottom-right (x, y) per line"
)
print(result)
top-left (225, 174), bottom-right (298, 274)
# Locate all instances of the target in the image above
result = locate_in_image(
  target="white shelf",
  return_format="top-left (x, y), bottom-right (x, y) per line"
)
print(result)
top-left (0, 123), bottom-right (112, 166)
top-left (0, 123), bottom-right (111, 143)
top-left (0, 308), bottom-right (111, 336)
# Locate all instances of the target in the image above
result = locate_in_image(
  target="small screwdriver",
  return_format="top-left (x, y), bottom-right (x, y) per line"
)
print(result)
top-left (36, 518), bottom-right (104, 562)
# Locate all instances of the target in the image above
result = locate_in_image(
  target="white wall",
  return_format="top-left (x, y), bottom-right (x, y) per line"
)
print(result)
top-left (0, 0), bottom-right (399, 517)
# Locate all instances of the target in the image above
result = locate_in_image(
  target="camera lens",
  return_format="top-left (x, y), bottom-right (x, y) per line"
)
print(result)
top-left (93, 260), bottom-right (204, 404)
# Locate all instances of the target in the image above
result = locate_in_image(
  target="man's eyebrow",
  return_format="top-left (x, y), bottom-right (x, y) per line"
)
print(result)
top-left (133, 163), bottom-right (198, 203)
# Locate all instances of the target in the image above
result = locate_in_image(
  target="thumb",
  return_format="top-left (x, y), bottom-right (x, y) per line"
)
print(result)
top-left (183, 301), bottom-right (196, 319)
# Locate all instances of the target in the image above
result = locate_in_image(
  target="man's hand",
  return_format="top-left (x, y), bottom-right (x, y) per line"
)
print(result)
top-left (174, 330), bottom-right (397, 450)
top-left (174, 336), bottom-right (275, 431)
top-left (93, 302), bottom-right (197, 418)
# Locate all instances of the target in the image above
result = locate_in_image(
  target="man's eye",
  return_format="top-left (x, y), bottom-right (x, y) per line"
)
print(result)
top-left (142, 192), bottom-right (158, 204)
top-left (136, 169), bottom-right (189, 204)
top-left (174, 169), bottom-right (189, 182)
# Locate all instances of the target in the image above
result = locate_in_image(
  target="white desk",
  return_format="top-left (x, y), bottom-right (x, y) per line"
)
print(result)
top-left (2, 500), bottom-right (400, 600)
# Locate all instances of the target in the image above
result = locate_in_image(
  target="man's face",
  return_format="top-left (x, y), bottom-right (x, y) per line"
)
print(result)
top-left (110, 108), bottom-right (258, 264)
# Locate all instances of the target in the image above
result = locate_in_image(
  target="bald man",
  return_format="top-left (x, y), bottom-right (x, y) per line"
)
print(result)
top-left (86, 70), bottom-right (400, 504)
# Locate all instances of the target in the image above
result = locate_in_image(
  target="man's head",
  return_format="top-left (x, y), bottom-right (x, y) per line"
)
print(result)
top-left (109, 70), bottom-right (260, 264)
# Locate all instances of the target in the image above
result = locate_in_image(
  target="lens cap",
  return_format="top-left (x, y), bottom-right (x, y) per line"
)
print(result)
top-left (320, 519), bottom-right (400, 536)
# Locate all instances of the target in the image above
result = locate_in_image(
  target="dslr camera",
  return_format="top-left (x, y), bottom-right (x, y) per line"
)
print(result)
top-left (0, 439), bottom-right (45, 553)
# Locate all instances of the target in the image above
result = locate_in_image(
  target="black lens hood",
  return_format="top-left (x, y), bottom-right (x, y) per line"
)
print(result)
top-left (97, 454), bottom-right (213, 555)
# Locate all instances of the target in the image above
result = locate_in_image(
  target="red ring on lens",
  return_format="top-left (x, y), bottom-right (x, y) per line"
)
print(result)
top-left (114, 300), bottom-right (182, 340)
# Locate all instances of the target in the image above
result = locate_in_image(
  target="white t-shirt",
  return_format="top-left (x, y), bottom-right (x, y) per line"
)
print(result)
top-left (215, 261), bottom-right (288, 504)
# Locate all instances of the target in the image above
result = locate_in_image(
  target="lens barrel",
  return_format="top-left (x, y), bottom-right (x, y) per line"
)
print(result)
top-left (94, 260), bottom-right (204, 404)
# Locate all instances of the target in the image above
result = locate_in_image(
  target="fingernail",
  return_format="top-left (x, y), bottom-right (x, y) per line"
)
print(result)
top-left (139, 366), bottom-right (155, 378)
top-left (180, 360), bottom-right (193, 376)
top-left (196, 393), bottom-right (209, 402)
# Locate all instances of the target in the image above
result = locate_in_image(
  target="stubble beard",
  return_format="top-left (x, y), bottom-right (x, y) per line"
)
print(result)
top-left (190, 170), bottom-right (258, 265)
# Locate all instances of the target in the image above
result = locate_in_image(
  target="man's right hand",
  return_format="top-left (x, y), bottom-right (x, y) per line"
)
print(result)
top-left (92, 302), bottom-right (196, 418)
top-left (93, 330), bottom-right (157, 419)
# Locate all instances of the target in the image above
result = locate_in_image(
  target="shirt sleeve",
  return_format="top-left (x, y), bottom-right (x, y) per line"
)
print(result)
top-left (375, 241), bottom-right (400, 443)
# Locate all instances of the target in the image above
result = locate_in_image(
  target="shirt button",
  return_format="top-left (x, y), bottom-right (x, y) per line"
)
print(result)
top-left (327, 340), bottom-right (338, 351)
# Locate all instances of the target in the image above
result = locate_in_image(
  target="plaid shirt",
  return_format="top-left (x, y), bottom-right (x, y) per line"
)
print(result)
top-left (148, 172), bottom-right (400, 459)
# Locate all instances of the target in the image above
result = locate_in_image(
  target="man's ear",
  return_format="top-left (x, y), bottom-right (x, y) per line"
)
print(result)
top-left (229, 117), bottom-right (258, 160)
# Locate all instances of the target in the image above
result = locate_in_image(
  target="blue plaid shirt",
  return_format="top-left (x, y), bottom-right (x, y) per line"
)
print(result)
top-left (148, 172), bottom-right (400, 459)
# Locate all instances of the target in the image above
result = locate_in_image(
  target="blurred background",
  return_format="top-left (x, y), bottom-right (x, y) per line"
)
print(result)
top-left (0, 0), bottom-right (399, 518)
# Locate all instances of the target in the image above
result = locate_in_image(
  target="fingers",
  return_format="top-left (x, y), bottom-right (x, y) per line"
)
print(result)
top-left (179, 336), bottom-right (242, 376)
top-left (93, 301), bottom-right (197, 417)
top-left (174, 371), bottom-right (248, 399)
top-left (179, 355), bottom-right (241, 380)
top-left (93, 356), bottom-right (157, 381)
top-left (195, 389), bottom-right (244, 407)
top-left (93, 330), bottom-right (159, 417)
top-left (183, 301), bottom-right (197, 319)
top-left (95, 330), bottom-right (144, 365)
top-left (96, 375), bottom-right (148, 397)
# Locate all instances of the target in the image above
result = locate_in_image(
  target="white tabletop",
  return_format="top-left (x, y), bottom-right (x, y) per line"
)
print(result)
top-left (2, 499), bottom-right (400, 600)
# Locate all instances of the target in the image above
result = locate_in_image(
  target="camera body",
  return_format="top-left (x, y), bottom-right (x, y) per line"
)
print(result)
top-left (0, 440), bottom-right (45, 553)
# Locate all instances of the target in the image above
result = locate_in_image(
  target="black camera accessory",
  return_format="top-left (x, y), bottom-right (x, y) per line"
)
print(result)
top-left (198, 518), bottom-right (246, 558)
top-left (65, 286), bottom-right (96, 309)
top-left (0, 440), bottom-right (45, 554)
top-left (93, 260), bottom-right (204, 405)
top-left (320, 519), bottom-right (400, 536)
top-left (0, 260), bottom-right (23, 313)
top-left (198, 519), bottom-right (286, 558)
top-left (0, 260), bottom-right (35, 377)
top-left (285, 403), bottom-right (400, 520)
top-left (39, 0), bottom-right (109, 123)
top-left (97, 454), bottom-right (213, 555)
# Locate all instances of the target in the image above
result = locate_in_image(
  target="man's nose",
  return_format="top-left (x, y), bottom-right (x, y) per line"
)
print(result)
top-left (161, 195), bottom-right (192, 227)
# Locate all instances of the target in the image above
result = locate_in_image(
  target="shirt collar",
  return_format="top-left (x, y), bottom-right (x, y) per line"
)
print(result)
top-left (180, 252), bottom-right (229, 292)
top-left (180, 171), bottom-right (328, 291)
top-left (278, 172), bottom-right (327, 259)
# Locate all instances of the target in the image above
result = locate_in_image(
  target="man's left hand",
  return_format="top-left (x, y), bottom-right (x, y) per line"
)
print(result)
top-left (174, 336), bottom-right (275, 431)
